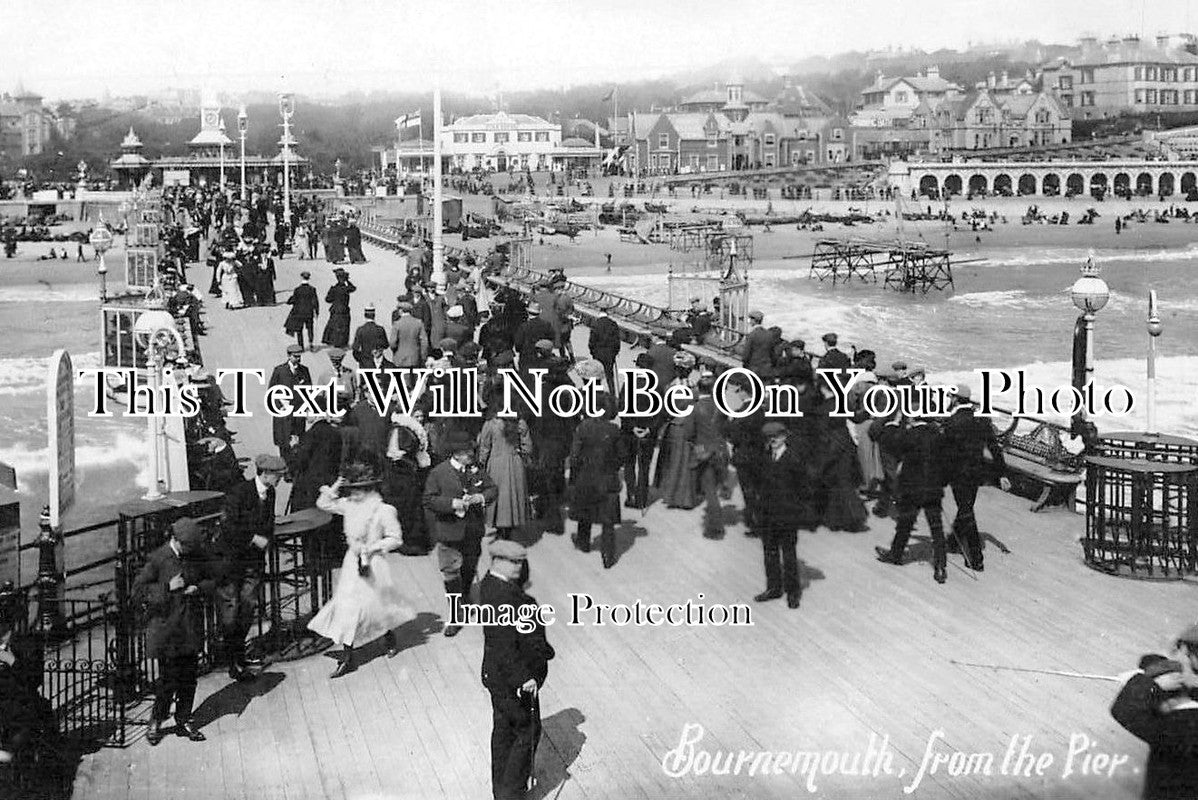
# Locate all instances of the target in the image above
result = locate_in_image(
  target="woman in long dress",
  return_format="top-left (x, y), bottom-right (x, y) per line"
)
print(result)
top-left (294, 224), bottom-right (309, 261)
top-left (654, 352), bottom-right (699, 508)
top-left (321, 270), bottom-right (355, 349)
top-left (478, 415), bottom-right (532, 539)
top-left (218, 256), bottom-right (243, 309)
top-left (309, 463), bottom-right (416, 678)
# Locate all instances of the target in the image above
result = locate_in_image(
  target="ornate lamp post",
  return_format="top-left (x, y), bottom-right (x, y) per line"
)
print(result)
top-left (218, 116), bottom-right (228, 192)
top-left (89, 219), bottom-right (113, 302)
top-left (133, 307), bottom-right (185, 501)
top-left (1069, 257), bottom-right (1111, 409)
top-left (279, 93), bottom-right (294, 225)
top-left (238, 105), bottom-right (248, 203)
top-left (1146, 290), bottom-right (1162, 435)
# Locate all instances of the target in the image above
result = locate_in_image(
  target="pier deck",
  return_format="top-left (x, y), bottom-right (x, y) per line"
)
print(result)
top-left (70, 241), bottom-right (1192, 800)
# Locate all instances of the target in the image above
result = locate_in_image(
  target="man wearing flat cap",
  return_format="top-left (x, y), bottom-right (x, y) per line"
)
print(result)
top-left (738, 310), bottom-right (774, 378)
top-left (215, 454), bottom-right (284, 681)
top-left (1111, 622), bottom-right (1198, 799)
top-left (268, 344), bottom-right (312, 461)
top-left (480, 540), bottom-right (555, 800)
top-left (423, 430), bottom-right (498, 637)
top-left (818, 333), bottom-right (851, 371)
top-left (133, 517), bottom-right (217, 744)
top-left (754, 422), bottom-right (816, 609)
top-left (284, 270), bottom-right (319, 352)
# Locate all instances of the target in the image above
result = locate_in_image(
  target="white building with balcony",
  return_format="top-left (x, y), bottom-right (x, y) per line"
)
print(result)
top-left (442, 111), bottom-right (564, 172)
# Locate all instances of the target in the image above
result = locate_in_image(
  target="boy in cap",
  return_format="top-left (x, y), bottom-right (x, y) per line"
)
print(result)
top-left (1111, 623), bottom-right (1198, 799)
top-left (134, 517), bottom-right (218, 744)
top-left (479, 539), bottom-right (555, 799)
top-left (216, 454), bottom-right (285, 681)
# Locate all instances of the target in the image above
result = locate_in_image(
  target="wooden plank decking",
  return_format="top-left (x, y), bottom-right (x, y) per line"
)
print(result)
top-left (68, 241), bottom-right (1196, 800)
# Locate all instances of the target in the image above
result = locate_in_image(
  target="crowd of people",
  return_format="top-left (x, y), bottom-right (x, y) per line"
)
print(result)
top-left (42, 190), bottom-right (1192, 800)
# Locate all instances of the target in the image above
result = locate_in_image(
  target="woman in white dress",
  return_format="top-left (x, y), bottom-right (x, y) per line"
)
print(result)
top-left (308, 462), bottom-right (416, 678)
top-left (218, 255), bottom-right (244, 309)
top-left (294, 224), bottom-right (309, 261)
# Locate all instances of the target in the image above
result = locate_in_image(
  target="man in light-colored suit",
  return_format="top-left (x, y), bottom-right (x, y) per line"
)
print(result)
top-left (390, 300), bottom-right (429, 368)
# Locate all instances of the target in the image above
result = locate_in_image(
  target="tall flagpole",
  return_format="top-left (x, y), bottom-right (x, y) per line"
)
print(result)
top-left (432, 87), bottom-right (444, 288)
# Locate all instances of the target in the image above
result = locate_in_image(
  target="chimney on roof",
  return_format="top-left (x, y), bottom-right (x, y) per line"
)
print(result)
top-left (783, 74), bottom-right (793, 90)
top-left (1001, 70), bottom-right (1009, 87)
top-left (926, 65), bottom-right (939, 79)
top-left (988, 71), bottom-right (997, 88)
top-left (1079, 35), bottom-right (1098, 47)
top-left (1123, 34), bottom-right (1140, 44)
top-left (1156, 34), bottom-right (1171, 49)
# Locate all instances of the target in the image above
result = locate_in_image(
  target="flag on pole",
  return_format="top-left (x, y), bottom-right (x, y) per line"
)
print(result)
top-left (600, 89), bottom-right (614, 103)
top-left (400, 111), bottom-right (421, 129)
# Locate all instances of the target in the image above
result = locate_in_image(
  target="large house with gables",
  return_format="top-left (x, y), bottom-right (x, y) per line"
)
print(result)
top-left (630, 78), bottom-right (848, 175)
top-left (921, 90), bottom-right (1072, 151)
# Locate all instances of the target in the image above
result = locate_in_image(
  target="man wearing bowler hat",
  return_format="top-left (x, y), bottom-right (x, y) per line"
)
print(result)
top-left (133, 517), bottom-right (217, 745)
top-left (423, 430), bottom-right (498, 637)
top-left (480, 540), bottom-right (555, 800)
top-left (754, 422), bottom-right (816, 609)
top-left (216, 454), bottom-right (284, 681)
top-left (268, 343), bottom-right (312, 461)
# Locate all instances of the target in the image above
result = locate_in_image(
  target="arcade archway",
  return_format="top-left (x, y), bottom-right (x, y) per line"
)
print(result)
top-left (1136, 172), bottom-right (1154, 196)
top-left (1159, 173), bottom-right (1175, 196)
top-left (1042, 174), bottom-right (1060, 195)
top-left (1090, 173), bottom-right (1108, 198)
top-left (944, 174), bottom-right (963, 196)
top-left (993, 174), bottom-right (1013, 196)
top-left (1113, 172), bottom-right (1131, 197)
top-left (1018, 173), bottom-right (1037, 196)
top-left (967, 174), bottom-right (988, 196)
top-left (1066, 173), bottom-right (1084, 196)
top-left (919, 175), bottom-right (939, 198)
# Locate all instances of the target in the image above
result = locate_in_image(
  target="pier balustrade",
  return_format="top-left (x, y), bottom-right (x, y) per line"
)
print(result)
top-left (6, 491), bottom-right (335, 748)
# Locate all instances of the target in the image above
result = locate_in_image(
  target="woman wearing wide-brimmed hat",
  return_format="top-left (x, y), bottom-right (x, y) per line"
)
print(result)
top-left (309, 461), bottom-right (416, 678)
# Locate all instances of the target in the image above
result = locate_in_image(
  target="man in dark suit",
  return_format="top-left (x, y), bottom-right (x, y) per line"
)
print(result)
top-left (739, 309), bottom-right (774, 378)
top-left (874, 404), bottom-right (949, 583)
top-left (513, 305), bottom-right (555, 366)
top-left (645, 335), bottom-right (678, 399)
top-left (818, 332), bottom-right (852, 371)
top-left (423, 430), bottom-right (498, 637)
top-left (479, 540), bottom-right (555, 800)
top-left (940, 385), bottom-right (1009, 571)
top-left (133, 517), bottom-right (217, 744)
top-left (1111, 624), bottom-right (1198, 800)
top-left (724, 372), bottom-right (766, 535)
top-left (568, 396), bottom-right (623, 568)
top-left (268, 344), bottom-right (312, 460)
top-left (351, 305), bottom-right (390, 369)
top-left (390, 301), bottom-right (429, 368)
top-left (755, 422), bottom-right (817, 608)
top-left (215, 454), bottom-right (284, 680)
top-left (587, 309), bottom-right (621, 393)
top-left (620, 352), bottom-right (663, 510)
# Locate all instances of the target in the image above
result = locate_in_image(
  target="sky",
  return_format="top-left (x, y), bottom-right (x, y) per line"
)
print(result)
top-left (2, 0), bottom-right (1196, 100)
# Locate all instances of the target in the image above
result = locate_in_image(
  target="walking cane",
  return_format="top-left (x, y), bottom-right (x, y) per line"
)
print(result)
top-left (525, 689), bottom-right (539, 793)
top-left (950, 659), bottom-right (1121, 682)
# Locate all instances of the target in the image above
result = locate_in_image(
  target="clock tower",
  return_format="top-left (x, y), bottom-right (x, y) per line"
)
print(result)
top-left (187, 88), bottom-right (232, 159)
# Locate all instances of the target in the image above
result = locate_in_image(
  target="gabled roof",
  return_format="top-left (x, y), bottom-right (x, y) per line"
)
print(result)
top-left (861, 74), bottom-right (961, 95)
top-left (679, 86), bottom-right (769, 107)
top-left (632, 113), bottom-right (664, 140)
top-left (189, 129), bottom-right (233, 147)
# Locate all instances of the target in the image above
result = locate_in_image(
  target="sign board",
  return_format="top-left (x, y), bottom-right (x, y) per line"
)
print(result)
top-left (33, 189), bottom-right (59, 202)
top-left (163, 169), bottom-right (191, 187)
top-left (47, 349), bottom-right (76, 528)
